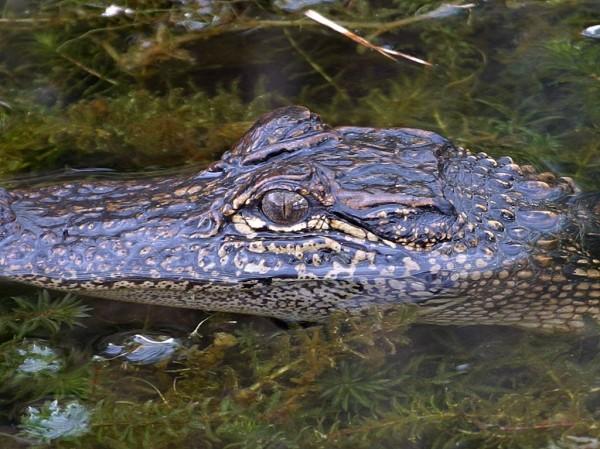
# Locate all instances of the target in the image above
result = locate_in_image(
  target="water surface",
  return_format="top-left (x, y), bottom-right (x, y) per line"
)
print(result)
top-left (0, 0), bottom-right (600, 447)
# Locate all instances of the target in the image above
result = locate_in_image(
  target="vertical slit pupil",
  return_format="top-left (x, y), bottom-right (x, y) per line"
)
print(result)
top-left (261, 189), bottom-right (308, 225)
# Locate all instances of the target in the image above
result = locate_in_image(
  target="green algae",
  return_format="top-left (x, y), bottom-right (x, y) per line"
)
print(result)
top-left (1, 0), bottom-right (600, 447)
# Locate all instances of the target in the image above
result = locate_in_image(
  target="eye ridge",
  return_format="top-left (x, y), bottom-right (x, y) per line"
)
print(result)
top-left (261, 189), bottom-right (309, 225)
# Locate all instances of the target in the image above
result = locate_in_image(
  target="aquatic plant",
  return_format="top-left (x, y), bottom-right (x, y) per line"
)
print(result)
top-left (0, 291), bottom-right (91, 439)
top-left (0, 306), bottom-right (588, 449)
top-left (0, 291), bottom-right (90, 339)
top-left (0, 87), bottom-right (276, 176)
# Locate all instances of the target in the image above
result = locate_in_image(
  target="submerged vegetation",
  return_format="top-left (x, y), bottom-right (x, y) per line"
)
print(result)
top-left (0, 0), bottom-right (599, 183)
top-left (1, 0), bottom-right (600, 447)
top-left (4, 295), bottom-right (600, 448)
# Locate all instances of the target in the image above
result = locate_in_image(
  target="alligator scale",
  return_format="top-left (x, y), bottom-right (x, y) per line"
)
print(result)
top-left (1, 106), bottom-right (599, 331)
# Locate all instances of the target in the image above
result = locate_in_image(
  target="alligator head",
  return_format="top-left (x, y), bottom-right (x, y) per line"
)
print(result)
top-left (1, 106), bottom-right (598, 330)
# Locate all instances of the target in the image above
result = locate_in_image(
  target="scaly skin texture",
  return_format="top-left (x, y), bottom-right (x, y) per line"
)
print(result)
top-left (1, 106), bottom-right (599, 331)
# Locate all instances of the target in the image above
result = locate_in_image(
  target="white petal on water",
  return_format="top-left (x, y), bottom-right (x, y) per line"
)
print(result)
top-left (582, 25), bottom-right (600, 40)
top-left (101, 4), bottom-right (134, 17)
top-left (96, 332), bottom-right (181, 365)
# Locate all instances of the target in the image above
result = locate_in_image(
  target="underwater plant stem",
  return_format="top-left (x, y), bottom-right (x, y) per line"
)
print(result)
top-left (0, 431), bottom-right (34, 444)
top-left (495, 421), bottom-right (580, 432)
top-left (244, 360), bottom-right (303, 394)
top-left (367, 15), bottom-right (441, 40)
top-left (283, 29), bottom-right (350, 101)
top-left (133, 378), bottom-right (169, 404)
top-left (0, 17), bottom-right (53, 23)
top-left (58, 52), bottom-right (118, 85)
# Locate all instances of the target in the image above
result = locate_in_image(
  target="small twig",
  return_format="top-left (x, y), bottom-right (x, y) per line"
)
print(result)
top-left (304, 9), bottom-right (432, 67)
top-left (58, 52), bottom-right (119, 85)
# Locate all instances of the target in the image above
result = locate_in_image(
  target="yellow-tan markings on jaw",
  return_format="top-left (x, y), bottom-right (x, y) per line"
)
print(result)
top-left (232, 212), bottom-right (308, 233)
top-left (329, 218), bottom-right (397, 248)
top-left (231, 214), bottom-right (259, 237)
top-left (247, 238), bottom-right (343, 258)
top-left (229, 227), bottom-right (379, 267)
top-left (233, 254), bottom-right (277, 275)
top-left (307, 216), bottom-right (330, 230)
top-left (231, 211), bottom-right (401, 248)
top-left (330, 219), bottom-right (365, 240)
top-left (226, 211), bottom-right (389, 277)
top-left (322, 248), bottom-right (378, 279)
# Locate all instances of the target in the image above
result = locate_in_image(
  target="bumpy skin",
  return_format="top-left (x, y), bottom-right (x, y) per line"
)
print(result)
top-left (1, 106), bottom-right (599, 331)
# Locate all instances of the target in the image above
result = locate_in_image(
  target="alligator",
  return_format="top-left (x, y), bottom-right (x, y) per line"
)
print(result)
top-left (0, 106), bottom-right (599, 331)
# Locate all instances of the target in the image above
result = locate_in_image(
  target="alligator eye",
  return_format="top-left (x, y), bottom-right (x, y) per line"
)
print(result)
top-left (261, 189), bottom-right (309, 225)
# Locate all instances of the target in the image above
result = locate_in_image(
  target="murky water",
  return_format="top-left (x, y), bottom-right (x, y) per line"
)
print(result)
top-left (1, 0), bottom-right (600, 447)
